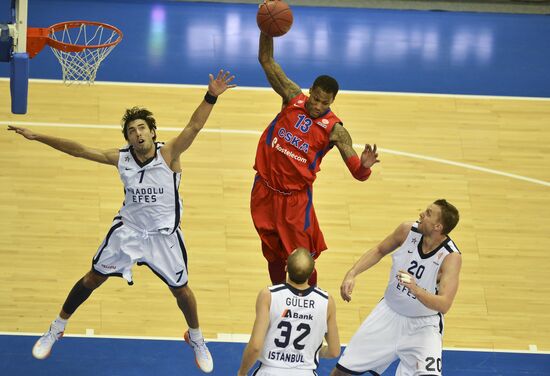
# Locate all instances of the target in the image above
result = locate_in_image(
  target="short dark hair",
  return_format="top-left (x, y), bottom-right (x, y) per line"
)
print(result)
top-left (312, 75), bottom-right (339, 98)
top-left (434, 199), bottom-right (459, 234)
top-left (121, 107), bottom-right (157, 141)
top-left (287, 248), bottom-right (315, 284)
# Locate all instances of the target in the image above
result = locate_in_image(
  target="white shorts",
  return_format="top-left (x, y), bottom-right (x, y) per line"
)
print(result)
top-left (92, 217), bottom-right (189, 288)
top-left (252, 364), bottom-right (318, 376)
top-left (336, 299), bottom-right (443, 376)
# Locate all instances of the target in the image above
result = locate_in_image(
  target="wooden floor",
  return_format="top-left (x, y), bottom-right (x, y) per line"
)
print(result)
top-left (1, 80), bottom-right (549, 351)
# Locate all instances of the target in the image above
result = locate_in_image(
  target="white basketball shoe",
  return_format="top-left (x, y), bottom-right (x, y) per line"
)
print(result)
top-left (32, 324), bottom-right (64, 360)
top-left (184, 330), bottom-right (213, 373)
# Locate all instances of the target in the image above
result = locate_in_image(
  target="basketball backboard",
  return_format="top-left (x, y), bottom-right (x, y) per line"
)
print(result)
top-left (2, 1), bottom-right (122, 114)
top-left (1, 0), bottom-right (29, 114)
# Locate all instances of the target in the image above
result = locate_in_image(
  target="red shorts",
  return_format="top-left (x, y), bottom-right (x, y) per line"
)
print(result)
top-left (250, 175), bottom-right (327, 263)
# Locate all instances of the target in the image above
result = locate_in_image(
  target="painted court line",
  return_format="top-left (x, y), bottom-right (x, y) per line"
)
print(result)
top-left (2, 77), bottom-right (550, 101)
top-left (3, 120), bottom-right (549, 187)
top-left (1, 331), bottom-right (548, 354)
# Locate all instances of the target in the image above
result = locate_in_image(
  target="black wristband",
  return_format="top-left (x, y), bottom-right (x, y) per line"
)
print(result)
top-left (204, 91), bottom-right (217, 105)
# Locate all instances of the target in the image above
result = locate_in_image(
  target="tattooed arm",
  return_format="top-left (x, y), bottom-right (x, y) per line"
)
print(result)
top-left (330, 123), bottom-right (379, 179)
top-left (258, 32), bottom-right (302, 105)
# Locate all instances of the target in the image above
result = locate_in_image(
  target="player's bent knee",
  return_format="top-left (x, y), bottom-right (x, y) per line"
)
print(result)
top-left (170, 284), bottom-right (192, 298)
top-left (83, 270), bottom-right (107, 289)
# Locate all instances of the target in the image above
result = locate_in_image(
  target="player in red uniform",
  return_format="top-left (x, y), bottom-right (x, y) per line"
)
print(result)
top-left (251, 31), bottom-right (380, 286)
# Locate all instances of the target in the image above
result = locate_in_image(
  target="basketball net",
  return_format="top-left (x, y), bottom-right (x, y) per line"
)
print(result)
top-left (49, 22), bottom-right (121, 84)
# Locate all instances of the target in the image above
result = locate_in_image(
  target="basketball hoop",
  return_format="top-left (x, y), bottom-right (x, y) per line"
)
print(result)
top-left (27, 21), bottom-right (123, 84)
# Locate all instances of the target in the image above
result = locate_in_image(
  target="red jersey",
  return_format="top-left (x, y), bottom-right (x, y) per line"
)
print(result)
top-left (253, 93), bottom-right (342, 191)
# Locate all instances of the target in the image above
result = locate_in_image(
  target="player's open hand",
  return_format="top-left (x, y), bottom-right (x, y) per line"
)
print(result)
top-left (7, 125), bottom-right (38, 140)
top-left (340, 275), bottom-right (356, 302)
top-left (360, 143), bottom-right (379, 169)
top-left (208, 69), bottom-right (237, 97)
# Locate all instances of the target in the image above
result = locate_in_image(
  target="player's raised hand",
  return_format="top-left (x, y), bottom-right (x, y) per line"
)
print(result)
top-left (7, 125), bottom-right (38, 140)
top-left (340, 274), bottom-right (356, 302)
top-left (208, 69), bottom-right (237, 97)
top-left (360, 143), bottom-right (380, 169)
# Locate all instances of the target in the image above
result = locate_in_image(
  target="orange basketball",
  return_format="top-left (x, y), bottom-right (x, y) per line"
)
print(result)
top-left (257, 0), bottom-right (294, 37)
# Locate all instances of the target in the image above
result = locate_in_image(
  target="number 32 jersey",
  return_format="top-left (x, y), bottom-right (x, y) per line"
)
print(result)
top-left (259, 283), bottom-right (329, 371)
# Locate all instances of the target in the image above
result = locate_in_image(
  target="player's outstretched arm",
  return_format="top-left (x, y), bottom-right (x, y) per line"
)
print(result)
top-left (258, 31), bottom-right (301, 104)
top-left (7, 125), bottom-right (119, 165)
top-left (238, 288), bottom-right (271, 376)
top-left (163, 70), bottom-right (236, 163)
top-left (329, 124), bottom-right (379, 181)
top-left (340, 222), bottom-right (411, 302)
top-left (319, 294), bottom-right (341, 358)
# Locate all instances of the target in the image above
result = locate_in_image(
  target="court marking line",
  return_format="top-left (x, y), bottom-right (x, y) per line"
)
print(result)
top-left (3, 120), bottom-right (549, 187)
top-left (0, 331), bottom-right (549, 354)
top-left (1, 77), bottom-right (550, 101)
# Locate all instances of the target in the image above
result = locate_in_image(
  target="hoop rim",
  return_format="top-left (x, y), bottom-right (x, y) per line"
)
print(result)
top-left (47, 20), bottom-right (123, 52)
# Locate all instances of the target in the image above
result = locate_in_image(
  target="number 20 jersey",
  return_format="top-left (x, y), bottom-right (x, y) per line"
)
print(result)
top-left (384, 222), bottom-right (461, 317)
top-left (254, 93), bottom-right (342, 192)
top-left (259, 284), bottom-right (328, 371)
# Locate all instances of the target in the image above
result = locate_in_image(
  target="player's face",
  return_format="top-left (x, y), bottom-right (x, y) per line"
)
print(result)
top-left (418, 204), bottom-right (443, 235)
top-left (126, 119), bottom-right (155, 153)
top-left (306, 87), bottom-right (334, 119)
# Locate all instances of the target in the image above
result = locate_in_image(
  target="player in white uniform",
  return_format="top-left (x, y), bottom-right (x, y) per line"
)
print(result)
top-left (8, 70), bottom-right (236, 374)
top-left (331, 199), bottom-right (461, 376)
top-left (238, 248), bottom-right (341, 376)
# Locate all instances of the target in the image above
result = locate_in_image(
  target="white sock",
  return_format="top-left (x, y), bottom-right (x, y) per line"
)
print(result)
top-left (188, 327), bottom-right (203, 342)
top-left (51, 316), bottom-right (68, 332)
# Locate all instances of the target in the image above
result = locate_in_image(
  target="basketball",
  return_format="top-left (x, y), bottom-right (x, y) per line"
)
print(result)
top-left (257, 0), bottom-right (293, 37)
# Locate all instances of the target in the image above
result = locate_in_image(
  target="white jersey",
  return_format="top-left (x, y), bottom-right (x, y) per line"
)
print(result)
top-left (117, 143), bottom-right (182, 234)
top-left (384, 222), bottom-right (460, 317)
top-left (258, 284), bottom-right (328, 373)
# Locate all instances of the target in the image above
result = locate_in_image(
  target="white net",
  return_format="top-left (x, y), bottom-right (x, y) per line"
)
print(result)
top-left (49, 23), bottom-right (121, 84)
